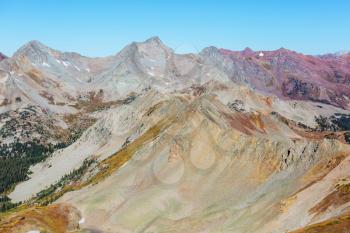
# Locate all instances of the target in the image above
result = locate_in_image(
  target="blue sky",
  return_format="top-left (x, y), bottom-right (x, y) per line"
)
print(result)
top-left (1, 0), bottom-right (350, 57)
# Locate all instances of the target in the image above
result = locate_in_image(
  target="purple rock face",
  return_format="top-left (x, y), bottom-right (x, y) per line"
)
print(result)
top-left (0, 52), bottom-right (6, 61)
top-left (215, 48), bottom-right (350, 109)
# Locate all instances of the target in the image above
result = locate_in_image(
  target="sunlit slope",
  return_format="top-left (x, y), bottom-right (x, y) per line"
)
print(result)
top-left (54, 92), bottom-right (350, 233)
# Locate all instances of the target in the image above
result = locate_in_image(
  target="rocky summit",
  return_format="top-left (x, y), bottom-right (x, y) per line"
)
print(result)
top-left (0, 37), bottom-right (350, 233)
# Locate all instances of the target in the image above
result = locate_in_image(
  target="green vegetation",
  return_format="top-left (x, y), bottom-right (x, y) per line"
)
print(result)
top-left (0, 105), bottom-right (97, 212)
top-left (345, 132), bottom-right (350, 143)
top-left (0, 196), bottom-right (21, 212)
top-left (35, 158), bottom-right (96, 205)
top-left (0, 194), bottom-right (22, 212)
top-left (0, 140), bottom-right (70, 212)
top-left (0, 141), bottom-right (62, 194)
top-left (315, 113), bottom-right (350, 131)
top-left (315, 114), bottom-right (350, 144)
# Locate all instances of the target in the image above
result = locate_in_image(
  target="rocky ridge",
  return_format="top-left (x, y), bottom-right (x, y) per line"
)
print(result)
top-left (0, 38), bottom-right (349, 233)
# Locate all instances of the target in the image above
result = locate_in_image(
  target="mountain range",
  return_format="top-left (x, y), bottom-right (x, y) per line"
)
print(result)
top-left (0, 37), bottom-right (349, 233)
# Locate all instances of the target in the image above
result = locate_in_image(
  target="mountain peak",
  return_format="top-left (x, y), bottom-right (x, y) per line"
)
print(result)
top-left (138, 36), bottom-right (172, 52)
top-left (118, 36), bottom-right (173, 59)
top-left (27, 40), bottom-right (45, 46)
top-left (275, 47), bottom-right (294, 54)
top-left (242, 47), bottom-right (254, 56)
top-left (14, 40), bottom-right (52, 58)
top-left (144, 36), bottom-right (162, 44)
top-left (23, 40), bottom-right (49, 51)
top-left (200, 46), bottom-right (220, 56)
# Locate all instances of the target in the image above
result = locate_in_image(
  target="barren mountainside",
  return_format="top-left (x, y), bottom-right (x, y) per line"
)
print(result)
top-left (0, 53), bottom-right (6, 62)
top-left (0, 37), bottom-right (350, 233)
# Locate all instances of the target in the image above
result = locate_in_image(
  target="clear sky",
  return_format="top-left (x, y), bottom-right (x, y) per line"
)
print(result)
top-left (1, 0), bottom-right (350, 57)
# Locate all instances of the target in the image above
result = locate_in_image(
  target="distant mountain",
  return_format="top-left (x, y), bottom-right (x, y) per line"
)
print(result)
top-left (0, 52), bottom-right (6, 61)
top-left (0, 37), bottom-right (350, 233)
top-left (1, 38), bottom-right (349, 111)
top-left (202, 47), bottom-right (350, 109)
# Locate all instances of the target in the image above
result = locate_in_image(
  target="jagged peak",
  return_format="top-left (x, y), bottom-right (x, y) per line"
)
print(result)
top-left (199, 46), bottom-right (220, 56)
top-left (13, 40), bottom-right (53, 58)
top-left (27, 40), bottom-right (46, 47)
top-left (275, 47), bottom-right (295, 54)
top-left (22, 40), bottom-right (49, 51)
top-left (242, 47), bottom-right (254, 53)
top-left (144, 36), bottom-right (162, 44)
top-left (136, 36), bottom-right (173, 53)
top-left (241, 47), bottom-right (254, 56)
top-left (117, 36), bottom-right (173, 60)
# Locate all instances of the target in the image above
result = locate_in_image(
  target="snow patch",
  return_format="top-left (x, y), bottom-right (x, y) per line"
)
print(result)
top-left (73, 65), bottom-right (81, 71)
top-left (42, 62), bottom-right (50, 67)
top-left (55, 59), bottom-right (62, 64)
top-left (76, 77), bottom-right (83, 83)
top-left (85, 68), bottom-right (90, 72)
top-left (62, 61), bottom-right (71, 67)
top-left (26, 230), bottom-right (40, 233)
top-left (79, 217), bottom-right (85, 224)
top-left (147, 72), bottom-right (155, 76)
top-left (259, 52), bottom-right (264, 57)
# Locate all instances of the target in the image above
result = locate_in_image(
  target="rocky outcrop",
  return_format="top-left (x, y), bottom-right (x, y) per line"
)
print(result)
top-left (0, 37), bottom-right (350, 232)
top-left (202, 47), bottom-right (350, 109)
top-left (0, 52), bottom-right (6, 61)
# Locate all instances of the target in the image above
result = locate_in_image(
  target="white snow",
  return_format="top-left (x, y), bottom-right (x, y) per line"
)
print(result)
top-left (26, 230), bottom-right (40, 233)
top-left (55, 59), bottom-right (62, 64)
top-left (85, 68), bottom-right (90, 72)
top-left (259, 52), bottom-right (264, 57)
top-left (79, 218), bottom-right (85, 224)
top-left (42, 62), bottom-right (50, 67)
top-left (76, 77), bottom-right (83, 83)
top-left (74, 65), bottom-right (81, 71)
top-left (147, 72), bottom-right (155, 76)
top-left (62, 61), bottom-right (71, 67)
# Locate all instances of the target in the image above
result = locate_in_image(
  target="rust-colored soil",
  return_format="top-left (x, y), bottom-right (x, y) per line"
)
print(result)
top-left (310, 182), bottom-right (350, 216)
top-left (224, 112), bottom-right (265, 135)
top-left (289, 212), bottom-right (350, 233)
top-left (0, 204), bottom-right (80, 233)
